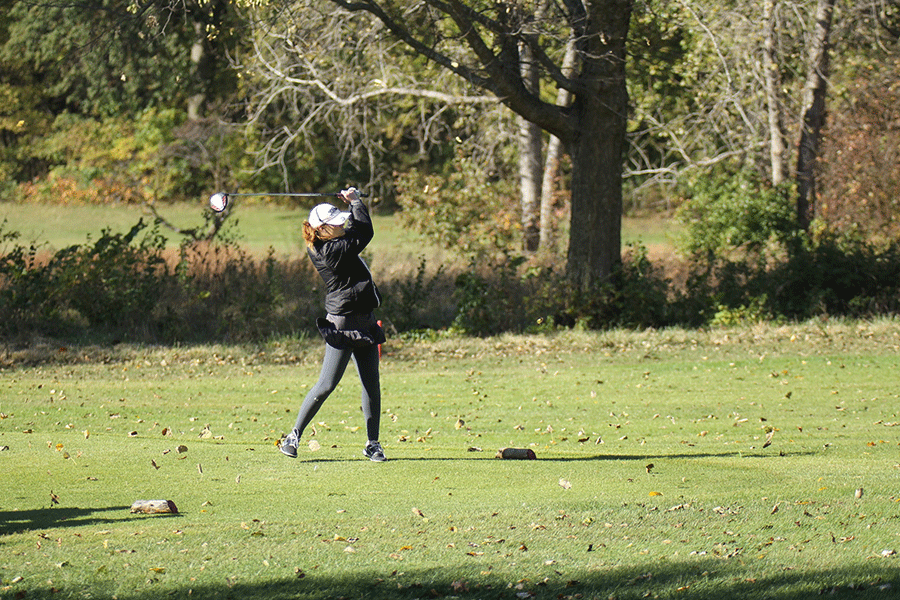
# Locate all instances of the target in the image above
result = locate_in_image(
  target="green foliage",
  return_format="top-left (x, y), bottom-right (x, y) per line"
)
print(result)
top-left (764, 233), bottom-right (900, 319)
top-left (395, 153), bottom-right (520, 260)
top-left (0, 219), bottom-right (313, 343)
top-left (15, 110), bottom-right (255, 204)
top-left (379, 256), bottom-right (448, 332)
top-left (0, 81), bottom-right (56, 186)
top-left (0, 0), bottom-right (239, 119)
top-left (0, 219), bottom-right (170, 339)
top-left (669, 231), bottom-right (900, 325)
top-left (0, 0), bottom-right (245, 198)
top-left (675, 167), bottom-right (798, 260)
top-left (451, 255), bottom-right (527, 336)
top-left (528, 245), bottom-right (672, 331)
top-left (709, 295), bottom-right (778, 327)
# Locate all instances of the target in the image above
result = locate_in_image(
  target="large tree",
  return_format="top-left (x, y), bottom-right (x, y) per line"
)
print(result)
top-left (328, 0), bottom-right (633, 289)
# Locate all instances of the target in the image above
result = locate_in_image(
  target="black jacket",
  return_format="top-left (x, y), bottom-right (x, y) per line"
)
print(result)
top-left (307, 199), bottom-right (382, 316)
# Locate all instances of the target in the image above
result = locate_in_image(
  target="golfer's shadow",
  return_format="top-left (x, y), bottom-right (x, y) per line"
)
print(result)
top-left (0, 505), bottom-right (180, 536)
top-left (296, 448), bottom-right (816, 463)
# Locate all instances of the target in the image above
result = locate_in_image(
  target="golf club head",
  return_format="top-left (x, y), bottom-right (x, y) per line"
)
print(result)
top-left (209, 192), bottom-right (228, 212)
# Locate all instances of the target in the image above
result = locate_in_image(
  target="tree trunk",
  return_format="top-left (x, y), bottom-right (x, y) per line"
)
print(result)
top-left (565, 3), bottom-right (630, 290)
top-left (540, 39), bottom-right (578, 252)
top-left (796, 0), bottom-right (835, 230)
top-left (187, 19), bottom-right (206, 120)
top-left (763, 0), bottom-right (788, 186)
top-left (566, 99), bottom-right (626, 290)
top-left (539, 135), bottom-right (563, 252)
top-left (519, 41), bottom-right (542, 253)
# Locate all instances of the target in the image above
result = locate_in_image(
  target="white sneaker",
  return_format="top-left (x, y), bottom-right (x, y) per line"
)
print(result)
top-left (279, 431), bottom-right (299, 458)
top-left (363, 441), bottom-right (386, 462)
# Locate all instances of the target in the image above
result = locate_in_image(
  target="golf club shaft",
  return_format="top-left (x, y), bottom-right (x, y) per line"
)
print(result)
top-left (223, 192), bottom-right (369, 198)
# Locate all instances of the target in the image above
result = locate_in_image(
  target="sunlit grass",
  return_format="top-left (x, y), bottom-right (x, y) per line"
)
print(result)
top-left (2, 321), bottom-right (900, 599)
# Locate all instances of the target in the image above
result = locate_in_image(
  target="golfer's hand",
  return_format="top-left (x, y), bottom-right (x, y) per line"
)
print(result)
top-left (339, 187), bottom-right (360, 203)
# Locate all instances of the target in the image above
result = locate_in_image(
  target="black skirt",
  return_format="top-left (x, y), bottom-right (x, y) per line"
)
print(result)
top-left (316, 312), bottom-right (386, 349)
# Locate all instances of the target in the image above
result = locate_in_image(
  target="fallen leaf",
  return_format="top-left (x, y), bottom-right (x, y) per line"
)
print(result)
top-left (151, 460), bottom-right (159, 470)
top-left (177, 445), bottom-right (188, 453)
top-left (559, 478), bottom-right (572, 490)
top-left (412, 507), bottom-right (426, 518)
top-left (308, 440), bottom-right (321, 452)
top-left (645, 463), bottom-right (654, 473)
top-left (649, 491), bottom-right (663, 497)
top-left (763, 428), bottom-right (775, 448)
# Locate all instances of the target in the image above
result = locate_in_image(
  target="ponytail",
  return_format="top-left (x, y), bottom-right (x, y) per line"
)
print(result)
top-left (303, 221), bottom-right (346, 249)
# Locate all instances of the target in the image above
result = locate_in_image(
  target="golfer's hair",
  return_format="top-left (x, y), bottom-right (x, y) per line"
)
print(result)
top-left (303, 221), bottom-right (345, 249)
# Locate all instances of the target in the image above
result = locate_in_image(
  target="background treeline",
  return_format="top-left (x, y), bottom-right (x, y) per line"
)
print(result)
top-left (1, 0), bottom-right (900, 344)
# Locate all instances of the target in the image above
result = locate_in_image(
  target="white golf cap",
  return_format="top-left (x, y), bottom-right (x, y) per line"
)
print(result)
top-left (308, 203), bottom-right (350, 228)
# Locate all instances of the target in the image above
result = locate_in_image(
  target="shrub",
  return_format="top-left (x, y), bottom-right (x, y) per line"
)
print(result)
top-left (0, 219), bottom-right (170, 339)
top-left (395, 153), bottom-right (520, 260)
top-left (675, 167), bottom-right (797, 262)
top-left (525, 245), bottom-right (673, 331)
top-left (378, 256), bottom-right (450, 332)
top-left (0, 219), bottom-right (318, 344)
top-left (451, 255), bottom-right (528, 336)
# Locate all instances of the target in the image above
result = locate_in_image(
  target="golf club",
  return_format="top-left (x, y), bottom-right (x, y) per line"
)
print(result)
top-left (209, 190), bottom-right (368, 212)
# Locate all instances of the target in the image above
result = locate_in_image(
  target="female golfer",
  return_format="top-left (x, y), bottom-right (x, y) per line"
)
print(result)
top-left (280, 187), bottom-right (387, 461)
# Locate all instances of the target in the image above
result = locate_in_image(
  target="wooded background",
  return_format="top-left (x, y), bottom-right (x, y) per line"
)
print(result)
top-left (2, 0), bottom-right (900, 342)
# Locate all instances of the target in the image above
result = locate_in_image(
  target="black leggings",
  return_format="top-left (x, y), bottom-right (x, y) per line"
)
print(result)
top-left (292, 343), bottom-right (381, 441)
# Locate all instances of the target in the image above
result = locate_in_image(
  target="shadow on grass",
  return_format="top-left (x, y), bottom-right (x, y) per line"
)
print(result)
top-left (291, 449), bottom-right (817, 464)
top-left (0, 506), bottom-right (181, 536)
top-left (8, 559), bottom-right (897, 600)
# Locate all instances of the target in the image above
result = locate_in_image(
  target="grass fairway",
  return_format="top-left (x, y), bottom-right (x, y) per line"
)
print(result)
top-left (3, 321), bottom-right (900, 600)
top-left (0, 202), bottom-right (678, 260)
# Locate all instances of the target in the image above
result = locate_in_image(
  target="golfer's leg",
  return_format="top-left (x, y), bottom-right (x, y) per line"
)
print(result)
top-left (293, 344), bottom-right (353, 435)
top-left (352, 344), bottom-right (381, 441)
